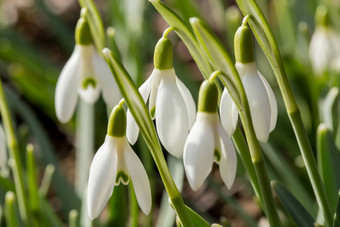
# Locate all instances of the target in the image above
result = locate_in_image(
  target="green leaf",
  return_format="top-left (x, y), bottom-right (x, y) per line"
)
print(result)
top-left (189, 18), bottom-right (242, 109)
top-left (149, 0), bottom-right (212, 79)
top-left (0, 175), bottom-right (15, 192)
top-left (26, 145), bottom-right (40, 213)
top-left (317, 124), bottom-right (340, 212)
top-left (273, 181), bottom-right (314, 227)
top-left (334, 191), bottom-right (340, 227)
top-left (185, 206), bottom-right (210, 227)
top-left (5, 87), bottom-right (80, 217)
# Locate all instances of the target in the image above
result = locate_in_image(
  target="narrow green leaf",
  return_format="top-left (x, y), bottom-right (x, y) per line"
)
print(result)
top-left (317, 124), bottom-right (340, 212)
top-left (273, 181), bottom-right (314, 227)
top-left (334, 191), bottom-right (340, 227)
top-left (108, 185), bottom-right (128, 226)
top-left (5, 191), bottom-right (19, 227)
top-left (26, 144), bottom-right (40, 213)
top-left (185, 206), bottom-right (210, 227)
top-left (149, 0), bottom-right (212, 79)
top-left (189, 18), bottom-right (244, 110)
top-left (5, 88), bottom-right (80, 216)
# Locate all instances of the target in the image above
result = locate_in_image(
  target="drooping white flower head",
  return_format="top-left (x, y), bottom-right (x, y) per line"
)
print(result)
top-left (0, 124), bottom-right (7, 169)
top-left (236, 62), bottom-right (277, 142)
top-left (220, 22), bottom-right (277, 142)
top-left (126, 35), bottom-right (196, 158)
top-left (55, 16), bottom-right (120, 123)
top-left (309, 5), bottom-right (340, 75)
top-left (87, 105), bottom-right (151, 220)
top-left (184, 80), bottom-right (237, 190)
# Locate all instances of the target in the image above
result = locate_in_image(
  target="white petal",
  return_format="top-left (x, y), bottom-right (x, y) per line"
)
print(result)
top-left (126, 78), bottom-right (151, 145)
top-left (243, 71), bottom-right (271, 142)
top-left (93, 52), bottom-right (121, 108)
top-left (217, 124), bottom-right (237, 189)
top-left (78, 84), bottom-right (101, 105)
top-left (87, 136), bottom-right (117, 220)
top-left (55, 46), bottom-right (82, 123)
top-left (183, 113), bottom-right (215, 191)
top-left (259, 73), bottom-right (277, 132)
top-left (0, 125), bottom-right (6, 168)
top-left (219, 88), bottom-right (238, 136)
top-left (309, 28), bottom-right (337, 75)
top-left (124, 142), bottom-right (151, 215)
top-left (176, 77), bottom-right (196, 128)
top-left (148, 69), bottom-right (162, 118)
top-left (155, 73), bottom-right (189, 157)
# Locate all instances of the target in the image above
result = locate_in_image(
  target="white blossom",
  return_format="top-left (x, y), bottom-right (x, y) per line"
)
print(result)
top-left (183, 112), bottom-right (237, 190)
top-left (87, 135), bottom-right (151, 220)
top-left (126, 68), bottom-right (196, 158)
top-left (55, 44), bottom-right (121, 123)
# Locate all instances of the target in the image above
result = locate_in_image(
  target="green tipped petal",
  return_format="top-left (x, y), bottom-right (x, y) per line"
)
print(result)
top-left (198, 80), bottom-right (218, 113)
top-left (108, 105), bottom-right (127, 137)
top-left (234, 23), bottom-right (254, 63)
top-left (154, 37), bottom-right (173, 70)
top-left (75, 17), bottom-right (92, 45)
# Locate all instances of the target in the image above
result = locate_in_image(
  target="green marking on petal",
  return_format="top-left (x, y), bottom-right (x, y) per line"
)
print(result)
top-left (150, 106), bottom-right (156, 118)
top-left (82, 78), bottom-right (97, 89)
top-left (115, 170), bottom-right (130, 185)
top-left (214, 148), bottom-right (221, 163)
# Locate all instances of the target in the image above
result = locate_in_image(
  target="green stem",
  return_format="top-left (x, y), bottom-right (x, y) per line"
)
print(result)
top-left (235, 1), bottom-right (333, 225)
top-left (290, 109), bottom-right (332, 224)
top-left (75, 99), bottom-right (94, 197)
top-left (232, 127), bottom-right (263, 207)
top-left (0, 81), bottom-right (29, 223)
top-left (129, 182), bottom-right (139, 227)
top-left (239, 111), bottom-right (281, 227)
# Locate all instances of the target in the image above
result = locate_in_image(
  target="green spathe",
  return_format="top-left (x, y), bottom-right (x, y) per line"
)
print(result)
top-left (154, 37), bottom-right (173, 70)
top-left (315, 5), bottom-right (331, 27)
top-left (234, 24), bottom-right (254, 63)
top-left (198, 80), bottom-right (218, 113)
top-left (107, 105), bottom-right (126, 137)
top-left (75, 18), bottom-right (92, 46)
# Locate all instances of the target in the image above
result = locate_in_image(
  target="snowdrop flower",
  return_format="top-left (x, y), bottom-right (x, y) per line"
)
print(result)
top-left (126, 33), bottom-right (196, 158)
top-left (309, 5), bottom-right (340, 75)
top-left (55, 14), bottom-right (120, 123)
top-left (87, 105), bottom-right (151, 219)
top-left (220, 23), bottom-right (277, 142)
top-left (184, 79), bottom-right (237, 190)
top-left (0, 124), bottom-right (6, 168)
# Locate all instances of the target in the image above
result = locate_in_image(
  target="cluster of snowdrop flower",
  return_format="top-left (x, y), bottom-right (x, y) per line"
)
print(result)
top-left (87, 104), bottom-right (151, 219)
top-left (55, 11), bottom-right (120, 123)
top-left (309, 5), bottom-right (340, 76)
top-left (54, 9), bottom-right (278, 219)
